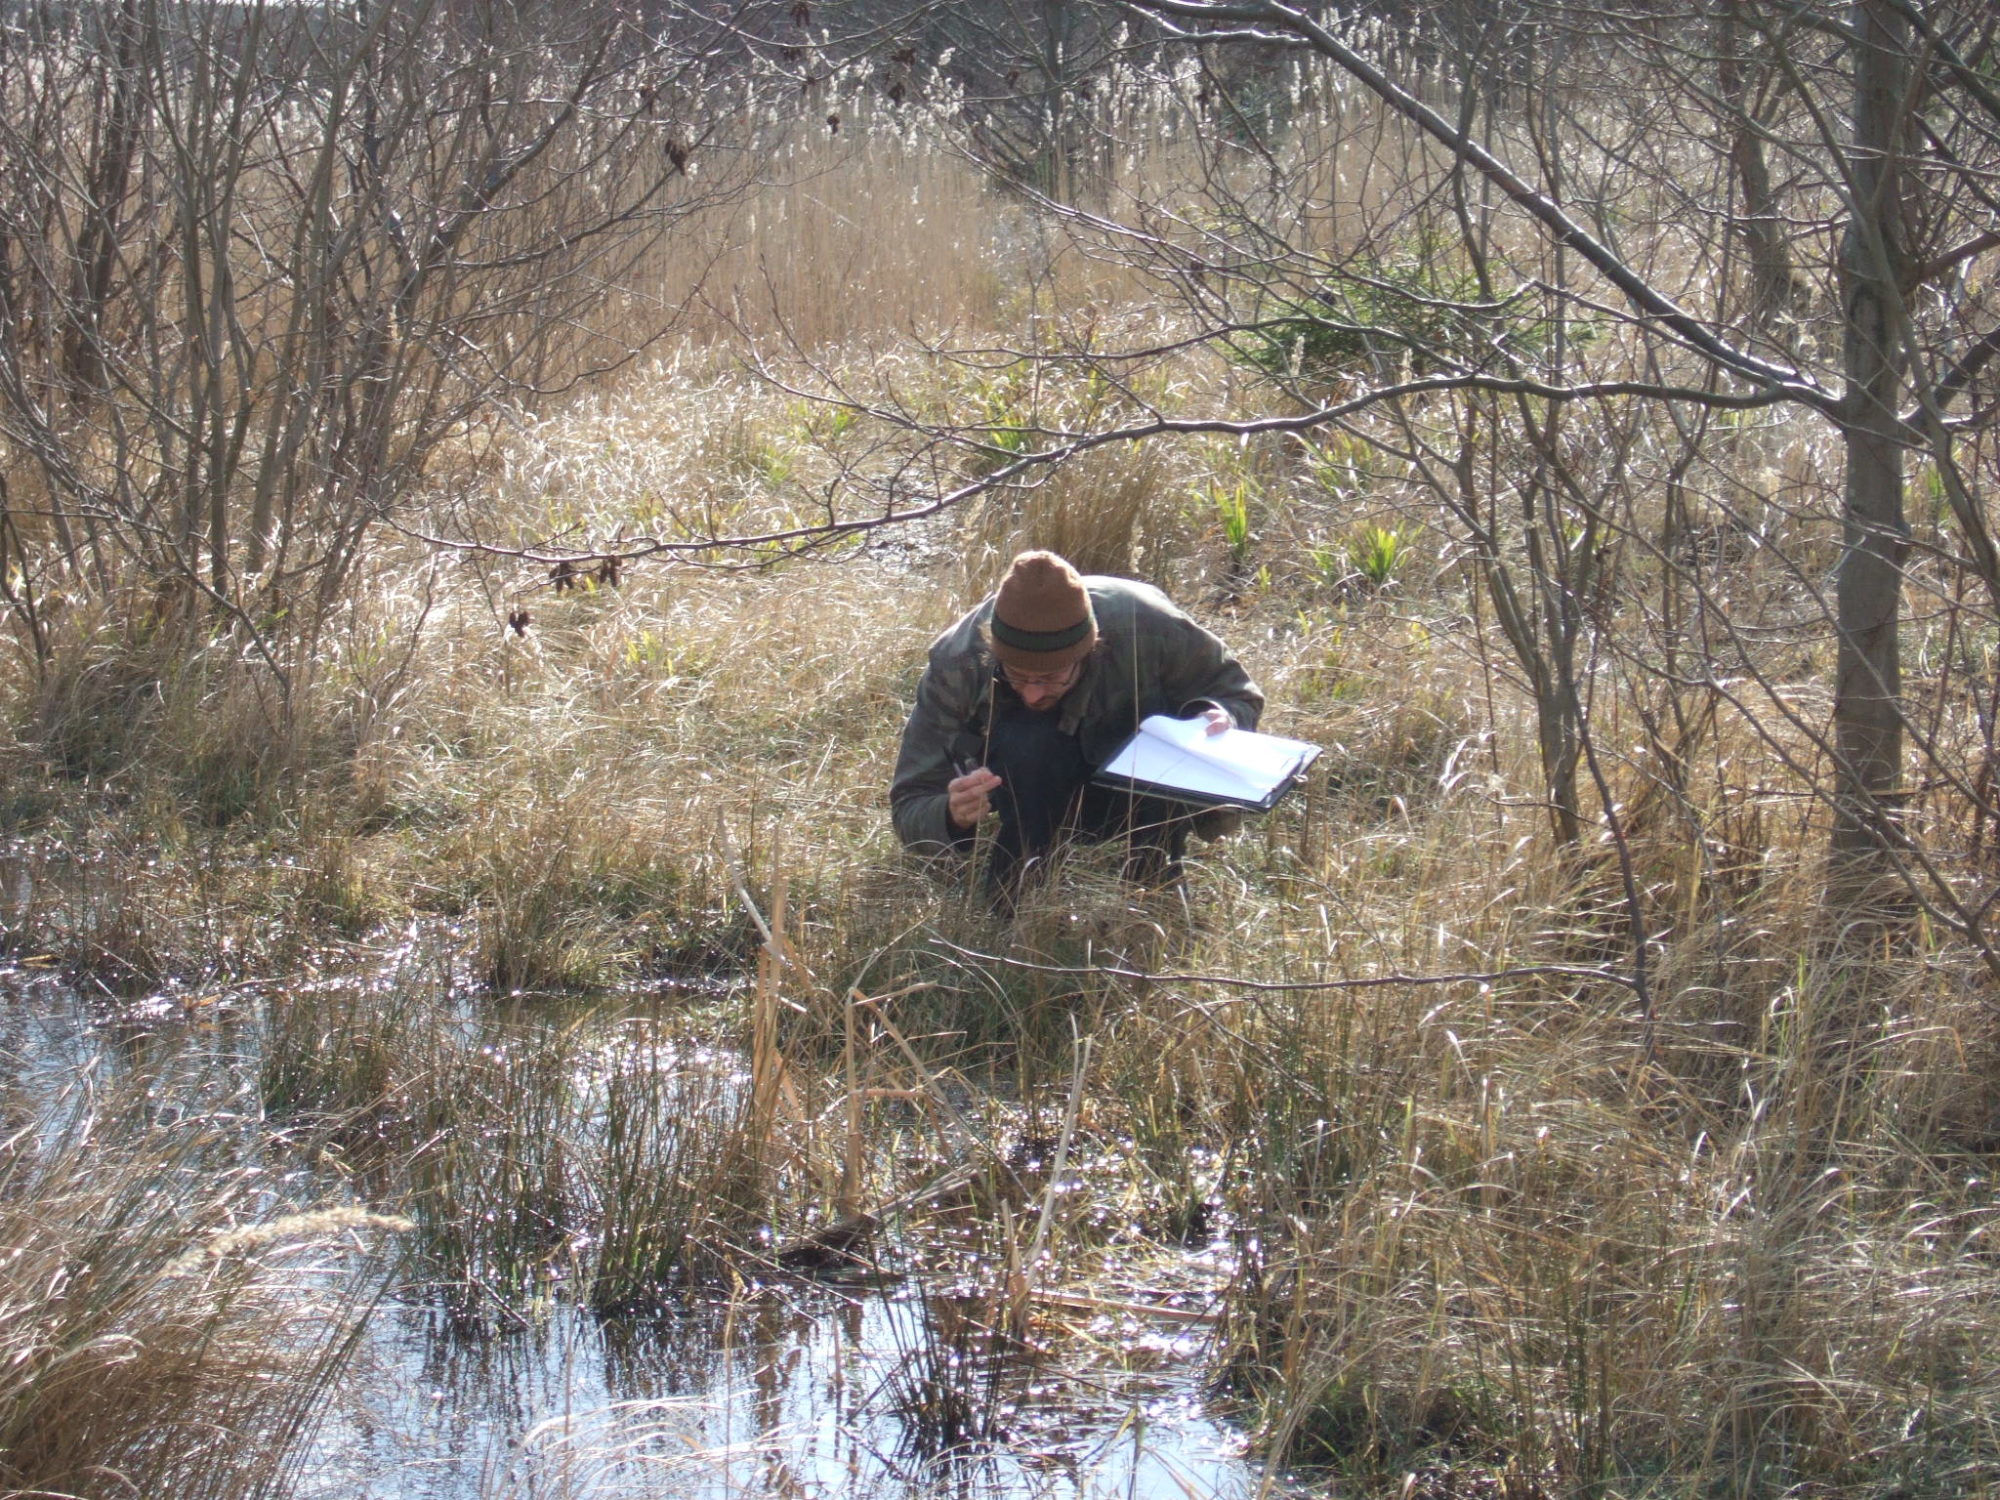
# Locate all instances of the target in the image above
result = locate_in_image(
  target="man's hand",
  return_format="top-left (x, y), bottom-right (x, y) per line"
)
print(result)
top-left (947, 767), bottom-right (1003, 830)
top-left (1203, 707), bottom-right (1233, 735)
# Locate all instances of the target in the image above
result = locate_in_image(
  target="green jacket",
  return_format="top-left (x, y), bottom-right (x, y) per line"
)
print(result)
top-left (890, 576), bottom-right (1264, 853)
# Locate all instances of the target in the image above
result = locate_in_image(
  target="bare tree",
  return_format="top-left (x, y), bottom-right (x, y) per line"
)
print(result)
top-left (976, 0), bottom-right (2000, 929)
top-left (0, 0), bottom-right (755, 704)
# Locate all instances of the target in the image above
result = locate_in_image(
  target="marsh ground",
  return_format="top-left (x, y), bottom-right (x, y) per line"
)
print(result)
top-left (4, 63), bottom-right (2000, 1500)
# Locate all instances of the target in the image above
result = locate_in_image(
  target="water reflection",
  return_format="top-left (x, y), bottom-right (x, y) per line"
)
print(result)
top-left (0, 964), bottom-right (1271, 1500)
top-left (315, 1280), bottom-right (1263, 1500)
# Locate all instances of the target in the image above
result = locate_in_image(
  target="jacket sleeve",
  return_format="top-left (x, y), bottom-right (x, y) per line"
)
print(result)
top-left (1163, 612), bottom-right (1264, 731)
top-left (890, 654), bottom-right (981, 854)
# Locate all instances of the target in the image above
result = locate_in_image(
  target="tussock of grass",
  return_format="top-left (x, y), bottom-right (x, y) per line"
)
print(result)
top-left (587, 1024), bottom-right (763, 1311)
top-left (0, 1088), bottom-right (395, 1500)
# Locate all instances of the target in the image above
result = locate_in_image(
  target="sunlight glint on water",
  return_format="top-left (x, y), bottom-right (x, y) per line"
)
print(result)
top-left (312, 1287), bottom-right (1264, 1500)
top-left (1, 968), bottom-right (1272, 1500)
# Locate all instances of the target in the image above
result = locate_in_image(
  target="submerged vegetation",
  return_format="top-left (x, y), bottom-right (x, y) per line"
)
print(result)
top-left (2, 0), bottom-right (2000, 1495)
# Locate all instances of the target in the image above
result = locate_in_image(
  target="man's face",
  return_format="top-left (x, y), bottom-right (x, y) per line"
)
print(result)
top-left (1002, 658), bottom-right (1082, 712)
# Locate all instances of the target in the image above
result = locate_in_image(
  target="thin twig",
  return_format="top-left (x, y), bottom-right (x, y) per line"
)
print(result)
top-left (931, 939), bottom-right (1640, 994)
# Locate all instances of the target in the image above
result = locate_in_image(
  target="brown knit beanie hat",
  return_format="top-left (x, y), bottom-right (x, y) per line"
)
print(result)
top-left (988, 551), bottom-right (1098, 670)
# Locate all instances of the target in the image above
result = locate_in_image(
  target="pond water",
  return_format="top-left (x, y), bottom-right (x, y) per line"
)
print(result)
top-left (319, 1285), bottom-right (1263, 1499)
top-left (0, 962), bottom-right (1284, 1500)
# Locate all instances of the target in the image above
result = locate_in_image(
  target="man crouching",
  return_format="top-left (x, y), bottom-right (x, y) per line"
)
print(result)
top-left (891, 551), bottom-right (1263, 898)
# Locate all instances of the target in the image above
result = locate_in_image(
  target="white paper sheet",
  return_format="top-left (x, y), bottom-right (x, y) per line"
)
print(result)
top-left (1096, 715), bottom-right (1319, 807)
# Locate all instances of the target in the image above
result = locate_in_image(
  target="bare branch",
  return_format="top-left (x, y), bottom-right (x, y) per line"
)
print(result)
top-left (930, 941), bottom-right (1643, 995)
top-left (1123, 0), bottom-right (1833, 407)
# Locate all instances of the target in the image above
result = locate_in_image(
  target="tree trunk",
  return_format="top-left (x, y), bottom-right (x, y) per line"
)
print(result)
top-left (1828, 0), bottom-right (1910, 885)
top-left (62, 0), bottom-right (148, 406)
top-left (1715, 0), bottom-right (1801, 334)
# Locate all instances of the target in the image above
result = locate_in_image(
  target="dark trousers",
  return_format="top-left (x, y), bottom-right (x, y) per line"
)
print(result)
top-left (983, 703), bottom-right (1189, 898)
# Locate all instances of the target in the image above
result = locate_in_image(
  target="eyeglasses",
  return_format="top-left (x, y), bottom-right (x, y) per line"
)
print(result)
top-left (1001, 661), bottom-right (1082, 692)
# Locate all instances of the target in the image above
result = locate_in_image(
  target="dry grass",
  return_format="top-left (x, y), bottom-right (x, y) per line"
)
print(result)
top-left (14, 404), bottom-right (1998, 1492)
top-left (0, 1085), bottom-right (398, 1499)
top-left (0, 58), bottom-right (1996, 1500)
